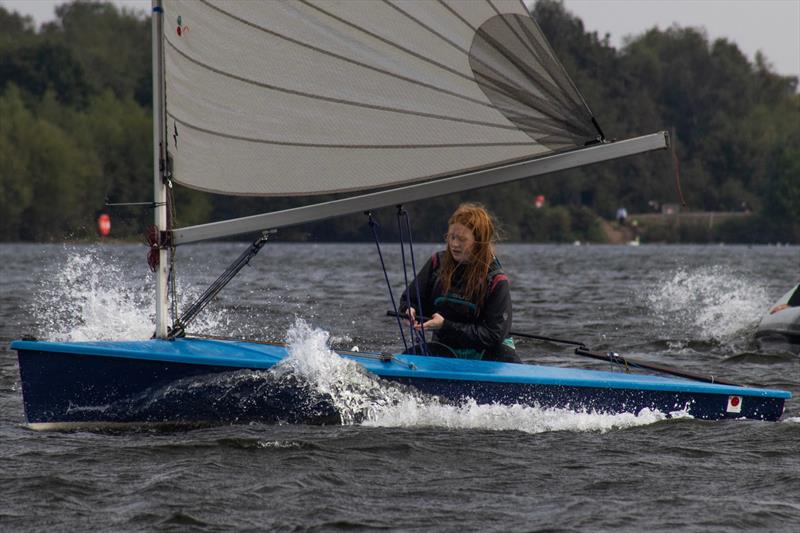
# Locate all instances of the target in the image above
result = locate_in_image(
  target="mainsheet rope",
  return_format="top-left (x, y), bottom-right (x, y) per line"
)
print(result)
top-left (367, 213), bottom-right (408, 351)
top-left (367, 210), bottom-right (430, 355)
top-left (396, 207), bottom-right (429, 356)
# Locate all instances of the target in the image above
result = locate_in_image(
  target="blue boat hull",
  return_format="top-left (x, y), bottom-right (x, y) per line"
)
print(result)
top-left (12, 338), bottom-right (790, 428)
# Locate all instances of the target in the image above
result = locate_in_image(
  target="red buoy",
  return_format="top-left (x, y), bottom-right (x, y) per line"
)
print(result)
top-left (97, 214), bottom-right (111, 237)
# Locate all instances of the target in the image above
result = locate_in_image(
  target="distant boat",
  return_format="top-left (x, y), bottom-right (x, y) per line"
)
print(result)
top-left (755, 283), bottom-right (800, 350)
top-left (11, 0), bottom-right (789, 428)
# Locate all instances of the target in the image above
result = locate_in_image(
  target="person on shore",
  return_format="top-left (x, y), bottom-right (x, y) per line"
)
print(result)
top-left (616, 206), bottom-right (628, 225)
top-left (399, 203), bottom-right (519, 363)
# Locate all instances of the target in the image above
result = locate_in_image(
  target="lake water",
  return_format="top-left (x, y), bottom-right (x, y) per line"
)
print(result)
top-left (1, 242), bottom-right (798, 531)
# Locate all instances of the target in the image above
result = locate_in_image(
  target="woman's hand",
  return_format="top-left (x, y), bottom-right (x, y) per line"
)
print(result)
top-left (421, 313), bottom-right (444, 330)
top-left (405, 308), bottom-right (417, 328)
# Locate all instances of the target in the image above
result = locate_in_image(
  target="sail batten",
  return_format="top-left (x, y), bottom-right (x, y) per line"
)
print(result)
top-left (163, 0), bottom-right (598, 196)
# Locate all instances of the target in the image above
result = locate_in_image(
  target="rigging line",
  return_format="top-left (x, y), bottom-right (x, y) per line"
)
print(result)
top-left (197, 0), bottom-right (498, 112)
top-left (163, 112), bottom-right (537, 149)
top-left (671, 129), bottom-right (686, 206)
top-left (397, 207), bottom-right (430, 356)
top-left (168, 231), bottom-right (272, 340)
top-left (164, 39), bottom-right (521, 134)
top-left (396, 207), bottom-right (414, 351)
top-left (367, 213), bottom-right (408, 351)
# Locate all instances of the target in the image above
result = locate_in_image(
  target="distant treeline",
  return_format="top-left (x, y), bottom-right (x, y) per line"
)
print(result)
top-left (1, 1), bottom-right (798, 243)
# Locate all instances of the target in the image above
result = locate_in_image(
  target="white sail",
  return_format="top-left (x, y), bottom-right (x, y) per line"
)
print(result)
top-left (161, 0), bottom-right (598, 196)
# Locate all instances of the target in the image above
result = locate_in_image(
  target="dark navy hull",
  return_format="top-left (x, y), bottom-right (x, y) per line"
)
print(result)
top-left (386, 377), bottom-right (786, 422)
top-left (12, 338), bottom-right (790, 428)
top-left (16, 349), bottom-right (338, 427)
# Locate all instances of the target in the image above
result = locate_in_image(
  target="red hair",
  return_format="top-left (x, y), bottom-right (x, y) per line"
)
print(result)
top-left (440, 203), bottom-right (498, 311)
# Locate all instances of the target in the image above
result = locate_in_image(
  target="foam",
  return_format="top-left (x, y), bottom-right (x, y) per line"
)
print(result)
top-left (279, 319), bottom-right (671, 433)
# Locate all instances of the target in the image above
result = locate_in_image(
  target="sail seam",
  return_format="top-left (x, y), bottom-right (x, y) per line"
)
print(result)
top-left (436, 0), bottom-right (590, 140)
top-left (168, 148), bottom-right (559, 198)
top-left (299, 0), bottom-right (474, 84)
top-left (514, 17), bottom-right (589, 117)
top-left (485, 0), bottom-right (578, 113)
top-left (472, 48), bottom-right (588, 136)
top-left (483, 0), bottom-right (593, 137)
top-left (386, 0), bottom-right (535, 111)
top-left (166, 112), bottom-right (536, 149)
top-left (164, 39), bottom-right (524, 133)
top-left (196, 0), bottom-right (497, 111)
top-left (187, 0), bottom-right (588, 144)
top-left (298, 0), bottom-right (574, 133)
top-left (511, 1), bottom-right (596, 121)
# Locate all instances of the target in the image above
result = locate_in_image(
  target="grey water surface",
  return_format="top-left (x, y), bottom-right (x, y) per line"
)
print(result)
top-left (1, 242), bottom-right (798, 532)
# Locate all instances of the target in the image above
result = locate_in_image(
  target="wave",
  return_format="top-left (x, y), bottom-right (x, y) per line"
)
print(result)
top-left (643, 266), bottom-right (772, 348)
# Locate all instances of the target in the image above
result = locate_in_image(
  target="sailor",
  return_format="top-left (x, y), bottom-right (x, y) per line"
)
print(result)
top-left (400, 202), bottom-right (519, 363)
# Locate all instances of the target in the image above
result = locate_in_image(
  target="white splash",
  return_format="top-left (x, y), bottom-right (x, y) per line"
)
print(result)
top-left (644, 266), bottom-right (772, 344)
top-left (33, 245), bottom-right (224, 341)
top-left (34, 247), bottom-right (154, 341)
top-left (278, 319), bottom-right (670, 433)
top-left (275, 319), bottom-right (414, 424)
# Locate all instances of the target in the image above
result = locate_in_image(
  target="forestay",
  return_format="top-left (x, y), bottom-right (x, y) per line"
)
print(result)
top-left (161, 0), bottom-right (599, 196)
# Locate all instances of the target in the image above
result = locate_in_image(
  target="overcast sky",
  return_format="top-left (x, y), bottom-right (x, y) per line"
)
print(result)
top-left (562, 0), bottom-right (799, 79)
top-left (2, 0), bottom-right (798, 79)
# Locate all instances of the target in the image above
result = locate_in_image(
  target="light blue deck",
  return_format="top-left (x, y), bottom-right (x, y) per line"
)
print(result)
top-left (10, 338), bottom-right (791, 400)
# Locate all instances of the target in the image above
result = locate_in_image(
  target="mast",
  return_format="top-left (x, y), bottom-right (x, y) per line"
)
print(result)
top-left (152, 0), bottom-right (169, 338)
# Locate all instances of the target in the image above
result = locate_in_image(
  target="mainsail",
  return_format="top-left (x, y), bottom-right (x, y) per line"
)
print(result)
top-left (150, 0), bottom-right (668, 336)
top-left (161, 0), bottom-right (599, 196)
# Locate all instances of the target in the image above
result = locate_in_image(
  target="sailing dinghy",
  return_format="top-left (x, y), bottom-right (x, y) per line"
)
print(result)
top-left (12, 1), bottom-right (789, 428)
top-left (755, 283), bottom-right (800, 350)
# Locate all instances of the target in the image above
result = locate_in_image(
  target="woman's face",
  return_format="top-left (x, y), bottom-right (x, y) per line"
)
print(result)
top-left (446, 223), bottom-right (476, 263)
